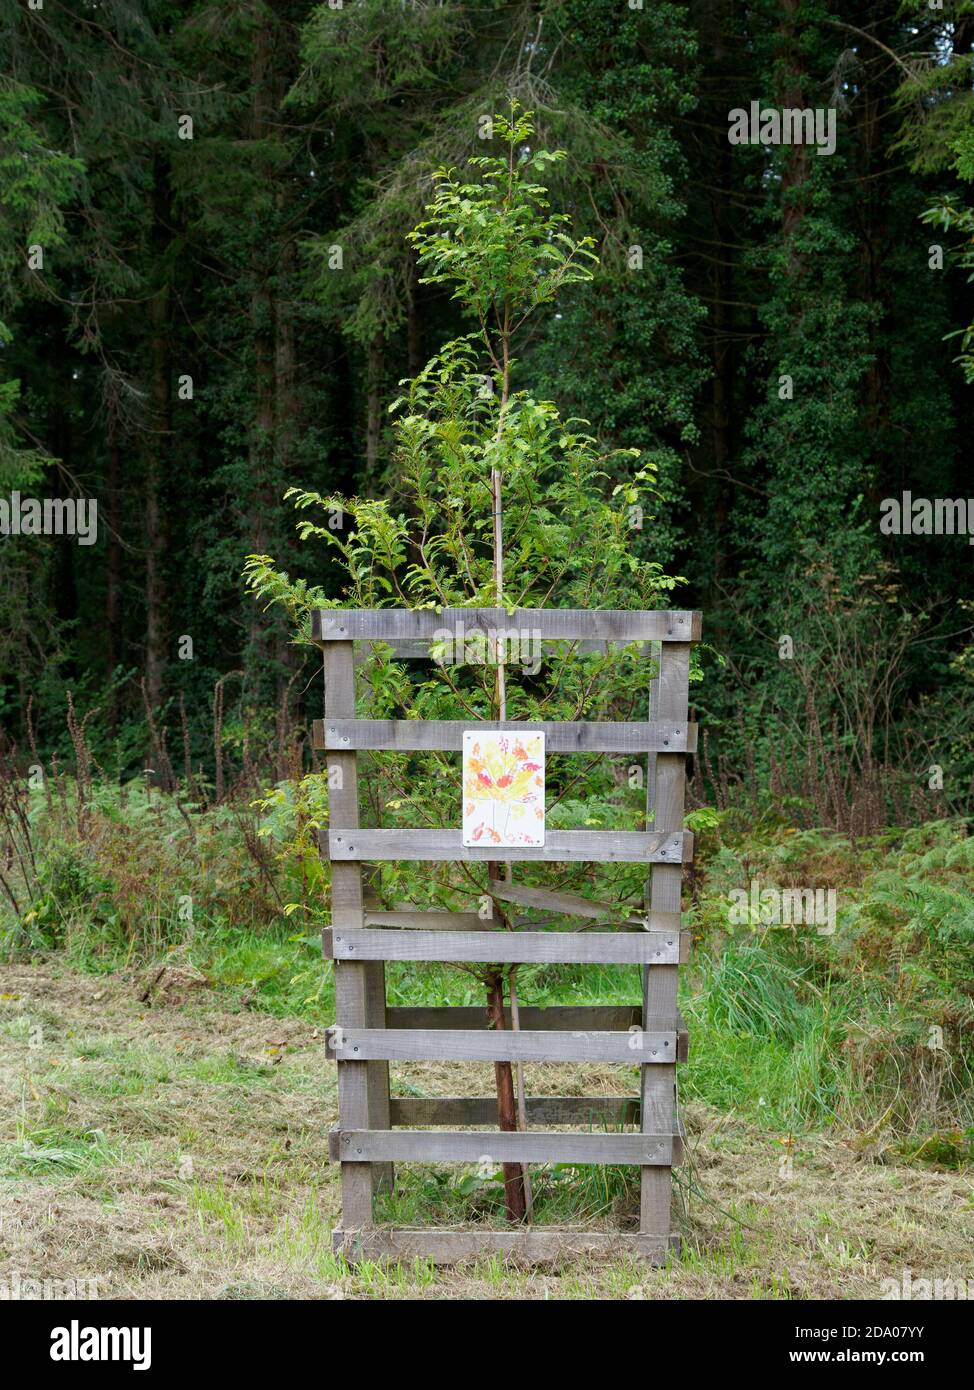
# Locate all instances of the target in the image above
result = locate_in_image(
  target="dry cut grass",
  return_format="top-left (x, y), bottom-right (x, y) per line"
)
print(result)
top-left (0, 961), bottom-right (971, 1300)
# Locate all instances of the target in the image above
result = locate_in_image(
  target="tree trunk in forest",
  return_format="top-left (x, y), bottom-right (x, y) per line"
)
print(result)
top-left (365, 335), bottom-right (384, 478)
top-left (275, 239), bottom-right (297, 487)
top-left (49, 362), bottom-right (77, 644)
top-left (857, 19), bottom-right (896, 515)
top-left (274, 233), bottom-right (302, 726)
top-left (248, 0), bottom-right (280, 715)
top-left (707, 5), bottom-right (735, 589)
top-left (777, 0), bottom-right (808, 266)
top-left (250, 10), bottom-right (276, 559)
top-left (145, 151), bottom-right (172, 713)
top-left (106, 406), bottom-right (123, 736)
top-left (406, 253), bottom-right (424, 378)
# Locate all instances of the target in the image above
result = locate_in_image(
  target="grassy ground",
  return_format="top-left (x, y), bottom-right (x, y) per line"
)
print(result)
top-left (1, 956), bottom-right (971, 1300)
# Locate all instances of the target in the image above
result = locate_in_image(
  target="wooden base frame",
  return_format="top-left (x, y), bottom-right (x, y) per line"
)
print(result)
top-left (315, 609), bottom-right (699, 1266)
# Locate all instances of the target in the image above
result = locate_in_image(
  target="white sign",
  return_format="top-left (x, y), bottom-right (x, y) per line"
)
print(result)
top-left (462, 731), bottom-right (545, 848)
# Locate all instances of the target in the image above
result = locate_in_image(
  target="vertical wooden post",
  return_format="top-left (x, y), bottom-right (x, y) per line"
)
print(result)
top-left (325, 642), bottom-right (391, 1233)
top-left (640, 639), bottom-right (690, 1250)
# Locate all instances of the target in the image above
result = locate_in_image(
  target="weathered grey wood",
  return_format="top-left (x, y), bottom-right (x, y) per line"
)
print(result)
top-left (323, 927), bottom-right (687, 965)
top-left (327, 1027), bottom-right (676, 1065)
top-left (326, 828), bottom-right (691, 865)
top-left (354, 637), bottom-right (669, 662)
top-left (384, 1006), bottom-right (689, 1060)
top-left (487, 880), bottom-right (651, 924)
top-left (330, 1128), bottom-right (677, 1165)
top-left (332, 1228), bottom-right (679, 1265)
top-left (388, 1096), bottom-right (642, 1126)
top-left (318, 603), bottom-right (700, 1260)
top-left (323, 640), bottom-right (391, 1212)
top-left (363, 910), bottom-right (491, 930)
top-left (641, 640), bottom-right (691, 1237)
top-left (313, 607), bottom-right (702, 644)
top-left (386, 1005), bottom-right (642, 1031)
top-left (314, 717), bottom-right (697, 754)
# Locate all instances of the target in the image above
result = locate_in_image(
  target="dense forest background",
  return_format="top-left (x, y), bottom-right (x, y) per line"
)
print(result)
top-left (2, 0), bottom-right (972, 828)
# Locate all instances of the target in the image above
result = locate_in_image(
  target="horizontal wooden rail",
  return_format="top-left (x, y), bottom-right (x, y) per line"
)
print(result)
top-left (314, 718), bottom-right (697, 754)
top-left (387, 1004), bottom-right (641, 1030)
top-left (354, 638), bottom-right (669, 663)
top-left (323, 927), bottom-right (688, 965)
top-left (383, 1007), bottom-right (690, 1061)
top-left (326, 1027), bottom-right (676, 1064)
top-left (364, 910), bottom-right (490, 930)
top-left (312, 608), bottom-right (701, 644)
top-left (325, 828), bottom-right (692, 865)
top-left (330, 1128), bottom-right (678, 1165)
top-left (332, 1228), bottom-right (678, 1265)
top-left (486, 880), bottom-right (647, 923)
top-left (388, 1095), bottom-right (642, 1126)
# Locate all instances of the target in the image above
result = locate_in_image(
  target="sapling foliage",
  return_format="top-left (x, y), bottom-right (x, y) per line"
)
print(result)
top-left (245, 106), bottom-right (684, 1221)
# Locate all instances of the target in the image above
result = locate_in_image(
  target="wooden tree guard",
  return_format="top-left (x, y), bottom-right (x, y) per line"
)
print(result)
top-left (314, 607), bottom-right (701, 1265)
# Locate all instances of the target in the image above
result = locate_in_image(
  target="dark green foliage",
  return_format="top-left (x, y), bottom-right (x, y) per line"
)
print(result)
top-left (0, 0), bottom-right (970, 829)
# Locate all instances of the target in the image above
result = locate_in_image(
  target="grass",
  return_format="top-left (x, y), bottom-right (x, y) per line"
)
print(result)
top-left (1, 1123), bottom-right (122, 1177)
top-left (0, 808), bottom-right (972, 1295)
top-left (0, 957), bottom-right (971, 1298)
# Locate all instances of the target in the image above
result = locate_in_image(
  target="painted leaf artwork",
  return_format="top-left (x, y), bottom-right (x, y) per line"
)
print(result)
top-left (462, 731), bottom-right (545, 848)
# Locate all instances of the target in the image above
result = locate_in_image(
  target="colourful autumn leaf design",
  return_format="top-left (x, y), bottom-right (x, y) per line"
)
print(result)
top-left (462, 731), bottom-right (545, 847)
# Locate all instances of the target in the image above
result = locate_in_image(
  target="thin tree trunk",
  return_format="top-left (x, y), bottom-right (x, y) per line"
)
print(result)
top-left (507, 965), bottom-right (533, 1218)
top-left (274, 231), bottom-right (300, 716)
top-left (486, 972), bottom-right (526, 1222)
top-left (406, 253), bottom-right (424, 377)
top-left (484, 295), bottom-right (529, 1222)
top-left (145, 150), bottom-right (171, 714)
top-left (708, 7), bottom-right (734, 588)
top-left (248, 0), bottom-right (279, 713)
top-left (106, 406), bottom-right (123, 736)
top-left (365, 334), bottom-right (384, 478)
top-left (777, 0), bottom-right (809, 266)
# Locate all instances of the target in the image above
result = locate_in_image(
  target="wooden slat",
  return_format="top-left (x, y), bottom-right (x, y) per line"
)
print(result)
top-left (314, 717), bottom-right (697, 754)
top-left (326, 1028), bottom-right (676, 1064)
top-left (487, 880), bottom-right (646, 924)
top-left (333, 1228), bottom-right (679, 1265)
top-left (330, 1128), bottom-right (677, 1165)
top-left (313, 608), bottom-right (702, 644)
top-left (388, 1096), bottom-right (642, 1126)
top-left (323, 927), bottom-right (688, 965)
top-left (324, 640), bottom-right (391, 1211)
top-left (641, 639), bottom-right (691, 1239)
top-left (326, 828), bottom-right (691, 865)
top-left (364, 910), bottom-right (490, 930)
top-left (354, 637), bottom-right (666, 663)
top-left (386, 1005), bottom-right (642, 1031)
top-left (384, 1007), bottom-right (689, 1060)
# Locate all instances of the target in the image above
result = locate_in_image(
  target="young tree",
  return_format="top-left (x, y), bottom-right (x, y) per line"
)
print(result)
top-left (248, 107), bottom-right (684, 1224)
